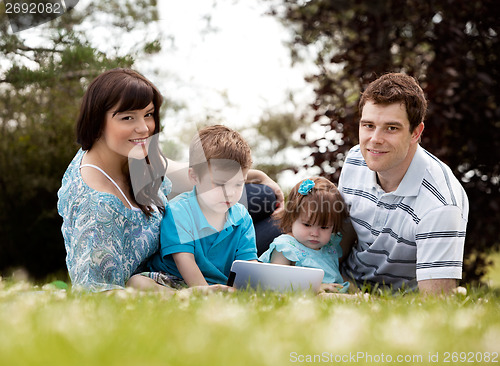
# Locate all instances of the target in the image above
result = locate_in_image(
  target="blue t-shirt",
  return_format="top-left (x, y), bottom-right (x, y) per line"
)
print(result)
top-left (148, 187), bottom-right (257, 284)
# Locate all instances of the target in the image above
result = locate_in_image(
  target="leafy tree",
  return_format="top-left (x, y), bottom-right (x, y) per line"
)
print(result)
top-left (268, 0), bottom-right (500, 284)
top-left (0, 0), bottom-right (163, 280)
top-left (251, 110), bottom-right (308, 182)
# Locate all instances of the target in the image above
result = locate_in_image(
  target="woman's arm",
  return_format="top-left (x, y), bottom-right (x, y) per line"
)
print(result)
top-left (172, 252), bottom-right (209, 287)
top-left (165, 159), bottom-right (192, 198)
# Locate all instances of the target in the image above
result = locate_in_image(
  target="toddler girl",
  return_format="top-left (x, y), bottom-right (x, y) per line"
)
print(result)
top-left (259, 177), bottom-right (350, 293)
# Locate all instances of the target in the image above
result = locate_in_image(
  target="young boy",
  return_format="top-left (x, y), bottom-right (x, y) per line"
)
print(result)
top-left (147, 125), bottom-right (257, 286)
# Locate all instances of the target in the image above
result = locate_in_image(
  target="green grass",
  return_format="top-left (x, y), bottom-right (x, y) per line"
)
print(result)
top-left (1, 255), bottom-right (500, 366)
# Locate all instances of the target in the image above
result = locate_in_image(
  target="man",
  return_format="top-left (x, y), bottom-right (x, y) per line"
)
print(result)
top-left (339, 73), bottom-right (469, 295)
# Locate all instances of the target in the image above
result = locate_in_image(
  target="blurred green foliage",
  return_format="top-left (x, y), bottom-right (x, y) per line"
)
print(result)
top-left (0, 0), bottom-right (162, 279)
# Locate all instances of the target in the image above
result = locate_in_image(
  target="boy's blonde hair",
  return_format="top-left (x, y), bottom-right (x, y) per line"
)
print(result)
top-left (189, 125), bottom-right (253, 177)
top-left (276, 177), bottom-right (348, 234)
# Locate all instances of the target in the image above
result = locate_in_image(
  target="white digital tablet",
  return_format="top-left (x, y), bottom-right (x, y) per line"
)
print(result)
top-left (227, 260), bottom-right (324, 292)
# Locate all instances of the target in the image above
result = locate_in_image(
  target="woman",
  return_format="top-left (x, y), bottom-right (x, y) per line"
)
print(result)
top-left (57, 68), bottom-right (282, 292)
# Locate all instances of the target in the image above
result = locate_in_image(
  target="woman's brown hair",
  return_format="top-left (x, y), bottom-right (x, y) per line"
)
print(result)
top-left (76, 68), bottom-right (166, 216)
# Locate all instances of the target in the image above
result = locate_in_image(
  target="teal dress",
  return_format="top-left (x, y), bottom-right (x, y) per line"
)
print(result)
top-left (57, 149), bottom-right (172, 292)
top-left (259, 234), bottom-right (349, 292)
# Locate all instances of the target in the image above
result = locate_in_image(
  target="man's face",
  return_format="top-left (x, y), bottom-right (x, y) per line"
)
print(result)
top-left (359, 101), bottom-right (423, 180)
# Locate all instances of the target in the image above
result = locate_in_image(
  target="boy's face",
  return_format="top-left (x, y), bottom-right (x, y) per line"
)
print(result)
top-left (192, 163), bottom-right (248, 215)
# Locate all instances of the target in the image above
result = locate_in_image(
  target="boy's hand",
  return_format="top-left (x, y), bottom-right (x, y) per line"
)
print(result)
top-left (186, 284), bottom-right (236, 295)
top-left (318, 283), bottom-right (344, 294)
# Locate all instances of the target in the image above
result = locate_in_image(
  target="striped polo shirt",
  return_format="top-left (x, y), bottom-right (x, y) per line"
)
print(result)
top-left (339, 145), bottom-right (468, 290)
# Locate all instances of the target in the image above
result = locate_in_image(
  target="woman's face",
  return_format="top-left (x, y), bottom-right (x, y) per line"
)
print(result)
top-left (99, 102), bottom-right (156, 160)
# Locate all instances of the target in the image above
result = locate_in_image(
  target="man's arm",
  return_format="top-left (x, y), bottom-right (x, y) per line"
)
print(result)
top-left (418, 279), bottom-right (457, 295)
top-left (339, 219), bottom-right (357, 263)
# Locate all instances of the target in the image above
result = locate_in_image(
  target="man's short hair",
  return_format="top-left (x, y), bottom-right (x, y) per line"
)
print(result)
top-left (359, 73), bottom-right (428, 132)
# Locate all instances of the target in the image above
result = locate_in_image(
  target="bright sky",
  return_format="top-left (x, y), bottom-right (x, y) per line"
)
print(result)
top-left (144, 1), bottom-right (315, 130)
top-left (137, 1), bottom-right (320, 186)
top-left (10, 0), bottom-right (319, 187)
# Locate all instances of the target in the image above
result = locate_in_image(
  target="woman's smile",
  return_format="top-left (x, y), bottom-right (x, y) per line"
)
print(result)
top-left (130, 137), bottom-right (149, 145)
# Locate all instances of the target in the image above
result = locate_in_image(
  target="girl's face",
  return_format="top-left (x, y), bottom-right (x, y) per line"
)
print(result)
top-left (99, 102), bottom-right (156, 160)
top-left (291, 214), bottom-right (334, 250)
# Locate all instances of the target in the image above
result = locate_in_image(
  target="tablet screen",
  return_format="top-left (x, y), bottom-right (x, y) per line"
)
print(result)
top-left (228, 260), bottom-right (324, 292)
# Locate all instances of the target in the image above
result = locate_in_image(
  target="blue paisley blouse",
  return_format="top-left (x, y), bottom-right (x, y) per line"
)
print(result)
top-left (57, 149), bottom-right (172, 292)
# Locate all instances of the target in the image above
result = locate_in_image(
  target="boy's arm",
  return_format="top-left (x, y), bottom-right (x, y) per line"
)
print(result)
top-left (234, 212), bottom-right (259, 261)
top-left (172, 252), bottom-right (209, 287)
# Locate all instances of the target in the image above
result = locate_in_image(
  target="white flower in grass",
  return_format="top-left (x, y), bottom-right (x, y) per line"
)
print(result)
top-left (453, 308), bottom-right (484, 330)
top-left (381, 315), bottom-right (425, 348)
top-left (202, 298), bottom-right (249, 325)
top-left (482, 327), bottom-right (500, 352)
top-left (286, 296), bottom-right (319, 324)
top-left (320, 306), bottom-right (370, 350)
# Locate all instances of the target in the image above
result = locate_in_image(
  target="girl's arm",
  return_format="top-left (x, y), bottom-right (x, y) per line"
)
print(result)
top-left (172, 252), bottom-right (209, 287)
top-left (270, 250), bottom-right (294, 266)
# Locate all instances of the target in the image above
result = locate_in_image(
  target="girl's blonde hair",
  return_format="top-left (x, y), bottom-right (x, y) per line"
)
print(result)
top-left (276, 177), bottom-right (348, 234)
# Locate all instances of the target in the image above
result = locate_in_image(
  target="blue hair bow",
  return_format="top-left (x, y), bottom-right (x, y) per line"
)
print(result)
top-left (298, 179), bottom-right (315, 195)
